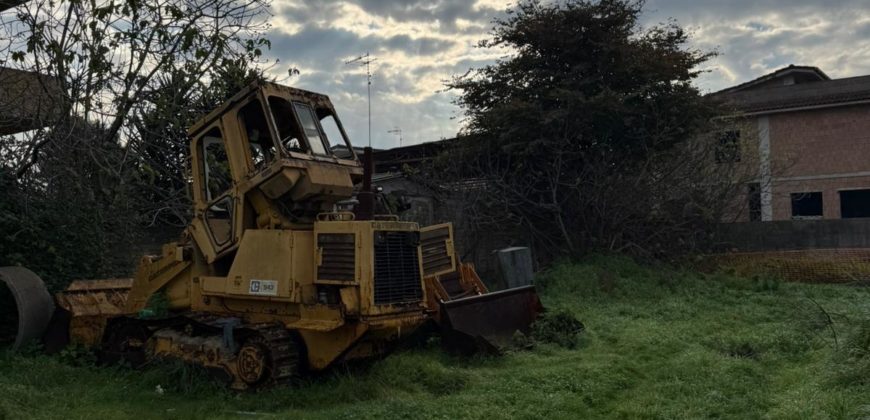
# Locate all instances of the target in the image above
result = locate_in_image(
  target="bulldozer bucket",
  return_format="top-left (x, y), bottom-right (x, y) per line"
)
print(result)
top-left (50, 278), bottom-right (134, 350)
top-left (0, 267), bottom-right (54, 351)
top-left (439, 285), bottom-right (543, 355)
top-left (419, 224), bottom-right (544, 354)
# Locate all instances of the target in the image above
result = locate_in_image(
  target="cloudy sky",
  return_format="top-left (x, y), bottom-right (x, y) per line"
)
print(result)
top-left (263, 0), bottom-right (870, 149)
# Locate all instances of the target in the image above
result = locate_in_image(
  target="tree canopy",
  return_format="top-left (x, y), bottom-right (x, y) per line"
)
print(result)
top-left (0, 0), bottom-right (271, 288)
top-left (438, 0), bottom-right (735, 259)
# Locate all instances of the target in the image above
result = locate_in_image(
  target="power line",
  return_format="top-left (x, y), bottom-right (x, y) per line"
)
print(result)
top-left (344, 52), bottom-right (377, 148)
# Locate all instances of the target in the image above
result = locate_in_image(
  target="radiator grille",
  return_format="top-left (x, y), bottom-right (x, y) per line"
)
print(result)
top-left (373, 231), bottom-right (423, 305)
top-left (421, 226), bottom-right (453, 276)
top-left (318, 234), bottom-right (356, 282)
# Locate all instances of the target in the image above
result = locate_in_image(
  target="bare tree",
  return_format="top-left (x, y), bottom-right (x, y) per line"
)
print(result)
top-left (0, 0), bottom-right (272, 284)
top-left (0, 0), bottom-right (271, 178)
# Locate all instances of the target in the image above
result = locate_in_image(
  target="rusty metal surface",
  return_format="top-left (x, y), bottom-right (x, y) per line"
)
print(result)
top-left (440, 285), bottom-right (543, 355)
top-left (55, 278), bottom-right (132, 316)
top-left (0, 266), bottom-right (55, 350)
top-left (52, 279), bottom-right (133, 346)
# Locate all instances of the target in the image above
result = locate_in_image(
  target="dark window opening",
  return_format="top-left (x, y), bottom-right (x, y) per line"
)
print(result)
top-left (840, 189), bottom-right (870, 218)
top-left (293, 102), bottom-right (329, 156)
top-left (715, 130), bottom-right (741, 163)
top-left (206, 195), bottom-right (234, 246)
top-left (200, 127), bottom-right (233, 246)
top-left (267, 96), bottom-right (307, 154)
top-left (791, 192), bottom-right (823, 219)
top-left (201, 127), bottom-right (231, 201)
top-left (748, 183), bottom-right (761, 222)
top-left (238, 99), bottom-right (277, 169)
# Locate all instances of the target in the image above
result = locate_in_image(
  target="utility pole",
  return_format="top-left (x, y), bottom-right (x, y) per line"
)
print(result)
top-left (387, 127), bottom-right (403, 147)
top-left (345, 52), bottom-right (376, 147)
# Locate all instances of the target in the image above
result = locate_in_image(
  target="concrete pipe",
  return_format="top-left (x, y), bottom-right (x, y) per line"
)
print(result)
top-left (0, 266), bottom-right (54, 351)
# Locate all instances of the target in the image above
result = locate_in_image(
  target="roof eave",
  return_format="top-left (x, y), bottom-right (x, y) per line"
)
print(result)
top-left (725, 98), bottom-right (870, 117)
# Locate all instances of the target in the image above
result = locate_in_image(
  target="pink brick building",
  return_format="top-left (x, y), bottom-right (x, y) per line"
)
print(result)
top-left (713, 65), bottom-right (870, 222)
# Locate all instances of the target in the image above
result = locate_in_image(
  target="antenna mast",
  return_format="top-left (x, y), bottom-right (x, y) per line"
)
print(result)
top-left (387, 127), bottom-right (403, 147)
top-left (345, 52), bottom-right (377, 147)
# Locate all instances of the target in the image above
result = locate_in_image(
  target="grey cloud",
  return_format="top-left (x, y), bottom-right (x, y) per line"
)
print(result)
top-left (853, 21), bottom-right (870, 38)
top-left (270, 26), bottom-right (457, 69)
top-left (644, 0), bottom-right (869, 23)
top-left (329, 0), bottom-right (499, 30)
top-left (383, 34), bottom-right (458, 56)
top-left (639, 0), bottom-right (870, 91)
top-left (270, 27), bottom-right (362, 67)
top-left (266, 0), bottom-right (870, 146)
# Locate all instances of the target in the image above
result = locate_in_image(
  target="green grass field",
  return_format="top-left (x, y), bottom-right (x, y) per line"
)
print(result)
top-left (2, 256), bottom-right (870, 419)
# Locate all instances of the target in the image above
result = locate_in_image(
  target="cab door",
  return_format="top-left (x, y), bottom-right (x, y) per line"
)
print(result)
top-left (191, 124), bottom-right (240, 262)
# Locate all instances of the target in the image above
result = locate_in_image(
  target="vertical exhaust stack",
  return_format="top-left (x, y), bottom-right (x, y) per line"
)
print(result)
top-left (355, 146), bottom-right (375, 221)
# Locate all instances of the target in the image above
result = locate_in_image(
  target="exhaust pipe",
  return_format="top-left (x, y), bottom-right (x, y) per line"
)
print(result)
top-left (355, 146), bottom-right (375, 221)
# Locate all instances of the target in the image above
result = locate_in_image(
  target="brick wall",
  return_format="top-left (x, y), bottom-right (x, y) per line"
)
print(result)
top-left (771, 177), bottom-right (870, 220)
top-left (770, 105), bottom-right (870, 177)
top-left (726, 104), bottom-right (870, 221)
top-left (769, 105), bottom-right (870, 220)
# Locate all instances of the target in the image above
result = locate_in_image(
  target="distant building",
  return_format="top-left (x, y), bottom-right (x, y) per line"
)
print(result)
top-left (0, 1), bottom-right (62, 136)
top-left (371, 140), bottom-right (452, 226)
top-left (0, 1), bottom-right (27, 12)
top-left (0, 67), bottom-right (61, 135)
top-left (713, 65), bottom-right (870, 222)
top-left (330, 144), bottom-right (378, 160)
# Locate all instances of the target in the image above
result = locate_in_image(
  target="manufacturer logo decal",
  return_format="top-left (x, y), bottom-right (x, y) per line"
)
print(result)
top-left (249, 279), bottom-right (278, 296)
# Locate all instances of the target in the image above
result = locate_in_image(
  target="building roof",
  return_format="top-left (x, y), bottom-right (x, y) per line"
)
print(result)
top-left (0, 1), bottom-right (27, 12)
top-left (372, 138), bottom-right (454, 173)
top-left (714, 65), bottom-right (830, 95)
top-left (712, 65), bottom-right (870, 115)
top-left (331, 144), bottom-right (380, 159)
top-left (0, 67), bottom-right (62, 135)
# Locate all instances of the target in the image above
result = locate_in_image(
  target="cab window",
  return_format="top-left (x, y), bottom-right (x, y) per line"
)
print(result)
top-left (292, 102), bottom-right (329, 156)
top-left (317, 109), bottom-right (354, 159)
top-left (238, 99), bottom-right (277, 169)
top-left (201, 127), bottom-right (231, 201)
top-left (268, 96), bottom-right (307, 154)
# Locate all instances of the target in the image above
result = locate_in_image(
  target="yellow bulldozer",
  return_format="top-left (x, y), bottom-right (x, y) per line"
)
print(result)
top-left (0, 81), bottom-right (542, 389)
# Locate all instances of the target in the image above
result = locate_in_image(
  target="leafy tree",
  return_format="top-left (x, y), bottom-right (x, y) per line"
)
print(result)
top-left (0, 0), bottom-right (272, 286)
top-left (129, 59), bottom-right (265, 227)
top-left (1, 0), bottom-right (271, 178)
top-left (0, 119), bottom-right (137, 289)
top-left (440, 0), bottom-right (741, 259)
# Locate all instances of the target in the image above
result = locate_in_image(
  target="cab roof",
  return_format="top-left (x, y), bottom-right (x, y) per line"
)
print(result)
top-left (187, 80), bottom-right (335, 137)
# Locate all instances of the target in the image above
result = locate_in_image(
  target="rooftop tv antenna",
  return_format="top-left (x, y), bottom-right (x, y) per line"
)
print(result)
top-left (345, 52), bottom-right (377, 147)
top-left (387, 127), bottom-right (403, 147)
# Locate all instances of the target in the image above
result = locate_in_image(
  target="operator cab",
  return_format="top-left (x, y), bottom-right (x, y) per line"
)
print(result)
top-left (187, 82), bottom-right (364, 263)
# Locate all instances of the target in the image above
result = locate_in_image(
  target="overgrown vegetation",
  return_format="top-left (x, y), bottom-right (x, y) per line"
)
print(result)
top-left (0, 0), bottom-right (271, 289)
top-left (2, 257), bottom-right (870, 419)
top-left (423, 0), bottom-right (748, 263)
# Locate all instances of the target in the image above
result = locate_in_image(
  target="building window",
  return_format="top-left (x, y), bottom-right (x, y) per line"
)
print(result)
top-left (840, 189), bottom-right (870, 218)
top-left (791, 192), bottom-right (823, 219)
top-left (715, 130), bottom-right (741, 163)
top-left (747, 183), bottom-right (761, 221)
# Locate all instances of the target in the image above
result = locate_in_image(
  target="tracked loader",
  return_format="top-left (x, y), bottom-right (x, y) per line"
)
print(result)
top-left (0, 81), bottom-right (542, 389)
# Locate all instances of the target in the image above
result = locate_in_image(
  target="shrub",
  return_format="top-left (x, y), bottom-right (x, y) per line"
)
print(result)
top-left (532, 310), bottom-right (586, 349)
